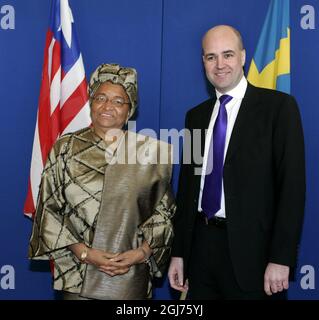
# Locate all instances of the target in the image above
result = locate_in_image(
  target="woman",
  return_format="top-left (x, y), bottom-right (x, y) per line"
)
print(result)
top-left (28, 63), bottom-right (175, 300)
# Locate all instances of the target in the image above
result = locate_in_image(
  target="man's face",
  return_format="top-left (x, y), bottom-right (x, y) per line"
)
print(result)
top-left (202, 27), bottom-right (246, 93)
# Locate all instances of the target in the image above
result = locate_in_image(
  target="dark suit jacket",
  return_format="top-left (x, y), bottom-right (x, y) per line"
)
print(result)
top-left (171, 83), bottom-right (306, 291)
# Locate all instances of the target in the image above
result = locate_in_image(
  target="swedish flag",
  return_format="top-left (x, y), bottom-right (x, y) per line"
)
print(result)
top-left (247, 0), bottom-right (290, 93)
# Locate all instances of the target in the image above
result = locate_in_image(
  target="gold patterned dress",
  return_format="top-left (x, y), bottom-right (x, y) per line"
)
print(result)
top-left (28, 127), bottom-right (175, 299)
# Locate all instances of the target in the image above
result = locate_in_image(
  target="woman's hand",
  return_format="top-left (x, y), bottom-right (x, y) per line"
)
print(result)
top-left (99, 243), bottom-right (152, 276)
top-left (86, 247), bottom-right (131, 277)
top-left (68, 243), bottom-right (128, 277)
top-left (98, 248), bottom-right (144, 276)
top-left (68, 242), bottom-right (152, 277)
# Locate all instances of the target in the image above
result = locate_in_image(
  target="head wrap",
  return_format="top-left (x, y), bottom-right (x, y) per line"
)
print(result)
top-left (88, 63), bottom-right (138, 119)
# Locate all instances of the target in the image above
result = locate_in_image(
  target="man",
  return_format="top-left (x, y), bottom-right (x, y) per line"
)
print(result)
top-left (168, 25), bottom-right (305, 299)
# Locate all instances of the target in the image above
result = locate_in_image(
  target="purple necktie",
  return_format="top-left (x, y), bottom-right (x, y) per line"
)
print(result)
top-left (201, 94), bottom-right (233, 219)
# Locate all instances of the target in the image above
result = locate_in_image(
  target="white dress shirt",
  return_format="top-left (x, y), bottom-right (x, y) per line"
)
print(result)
top-left (198, 76), bottom-right (248, 218)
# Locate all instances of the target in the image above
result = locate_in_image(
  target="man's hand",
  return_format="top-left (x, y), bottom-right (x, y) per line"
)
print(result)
top-left (264, 262), bottom-right (290, 295)
top-left (168, 257), bottom-right (188, 292)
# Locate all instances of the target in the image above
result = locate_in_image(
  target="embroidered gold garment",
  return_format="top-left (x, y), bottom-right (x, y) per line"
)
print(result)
top-left (28, 127), bottom-right (175, 299)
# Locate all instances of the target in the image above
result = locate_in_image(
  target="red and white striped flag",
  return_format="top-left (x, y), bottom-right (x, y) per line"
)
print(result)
top-left (24, 0), bottom-right (91, 217)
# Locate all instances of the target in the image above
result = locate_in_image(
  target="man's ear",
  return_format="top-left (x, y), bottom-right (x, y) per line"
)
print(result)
top-left (241, 49), bottom-right (246, 66)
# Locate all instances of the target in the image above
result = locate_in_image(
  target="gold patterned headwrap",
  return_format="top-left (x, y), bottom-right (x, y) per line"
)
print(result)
top-left (88, 63), bottom-right (138, 119)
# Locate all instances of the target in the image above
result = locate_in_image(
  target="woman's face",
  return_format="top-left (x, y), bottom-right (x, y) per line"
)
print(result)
top-left (90, 82), bottom-right (130, 135)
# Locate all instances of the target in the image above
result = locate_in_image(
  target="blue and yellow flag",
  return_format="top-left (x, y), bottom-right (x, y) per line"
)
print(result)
top-left (247, 0), bottom-right (290, 93)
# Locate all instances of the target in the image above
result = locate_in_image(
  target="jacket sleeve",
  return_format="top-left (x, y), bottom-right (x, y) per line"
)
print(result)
top-left (269, 94), bottom-right (306, 267)
top-left (28, 138), bottom-right (81, 260)
top-left (171, 111), bottom-right (192, 258)
top-left (138, 181), bottom-right (176, 277)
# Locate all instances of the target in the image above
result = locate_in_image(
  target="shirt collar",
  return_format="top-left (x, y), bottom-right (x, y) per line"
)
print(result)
top-left (215, 76), bottom-right (247, 100)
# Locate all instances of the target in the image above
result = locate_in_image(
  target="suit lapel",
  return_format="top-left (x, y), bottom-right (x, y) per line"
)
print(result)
top-left (192, 98), bottom-right (216, 194)
top-left (225, 83), bottom-right (260, 163)
top-left (198, 98), bottom-right (216, 156)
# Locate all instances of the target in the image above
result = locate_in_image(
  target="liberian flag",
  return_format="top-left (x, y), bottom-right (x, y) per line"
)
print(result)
top-left (24, 0), bottom-right (91, 217)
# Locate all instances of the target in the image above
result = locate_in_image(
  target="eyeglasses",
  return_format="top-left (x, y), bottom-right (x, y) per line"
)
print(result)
top-left (92, 94), bottom-right (130, 108)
